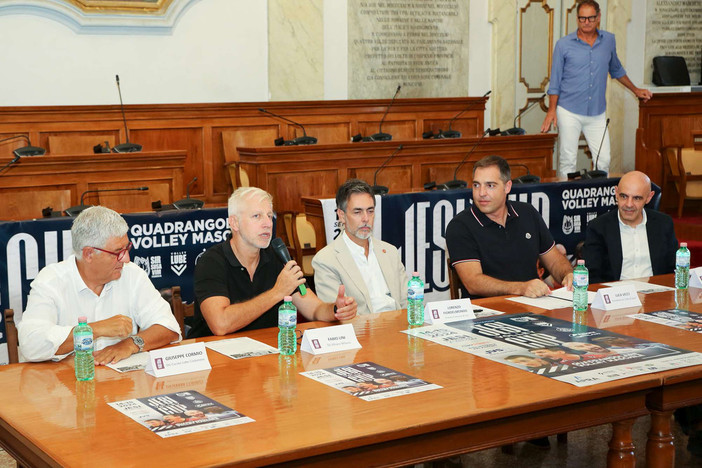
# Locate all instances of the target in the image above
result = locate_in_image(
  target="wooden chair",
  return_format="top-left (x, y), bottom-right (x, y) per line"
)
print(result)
top-left (447, 257), bottom-right (461, 300)
top-left (222, 131), bottom-right (250, 191)
top-left (661, 146), bottom-right (702, 218)
top-left (4, 309), bottom-right (19, 364)
top-left (290, 213), bottom-right (317, 278)
top-left (169, 286), bottom-right (194, 338)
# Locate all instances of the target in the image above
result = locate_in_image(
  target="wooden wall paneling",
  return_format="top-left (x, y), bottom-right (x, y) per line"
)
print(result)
top-left (266, 169), bottom-right (339, 212)
top-left (296, 122), bottom-right (351, 144)
top-left (0, 151), bottom-right (185, 220)
top-left (85, 180), bottom-right (172, 214)
top-left (0, 186), bottom-right (72, 220)
top-left (130, 127), bottom-right (202, 196)
top-left (422, 117), bottom-right (480, 138)
top-left (637, 93), bottom-right (702, 186)
top-left (357, 120), bottom-right (417, 141)
top-left (0, 97), bottom-right (489, 207)
top-left (350, 165), bottom-right (414, 194)
top-left (46, 133), bottom-right (118, 155)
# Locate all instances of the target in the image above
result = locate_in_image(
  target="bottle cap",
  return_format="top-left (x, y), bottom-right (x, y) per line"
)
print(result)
top-left (78, 316), bottom-right (87, 323)
top-left (284, 296), bottom-right (292, 302)
top-left (413, 271), bottom-right (419, 276)
top-left (577, 259), bottom-right (585, 265)
top-left (681, 242), bottom-right (687, 248)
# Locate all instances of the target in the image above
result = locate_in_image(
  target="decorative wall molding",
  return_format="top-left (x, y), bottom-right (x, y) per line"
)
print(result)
top-left (0, 0), bottom-right (201, 34)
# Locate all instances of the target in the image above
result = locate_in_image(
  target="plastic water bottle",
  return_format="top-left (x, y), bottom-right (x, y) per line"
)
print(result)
top-left (407, 272), bottom-right (425, 326)
top-left (73, 316), bottom-right (94, 381)
top-left (278, 296), bottom-right (297, 355)
top-left (676, 242), bottom-right (691, 289)
top-left (573, 260), bottom-right (589, 313)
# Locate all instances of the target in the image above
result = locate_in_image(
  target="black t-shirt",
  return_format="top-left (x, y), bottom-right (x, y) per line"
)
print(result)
top-left (188, 240), bottom-right (292, 338)
top-left (445, 201), bottom-right (555, 298)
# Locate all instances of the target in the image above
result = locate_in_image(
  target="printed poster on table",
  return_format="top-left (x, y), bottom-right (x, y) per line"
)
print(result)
top-left (301, 361), bottom-right (441, 401)
top-left (404, 313), bottom-right (702, 387)
top-left (631, 309), bottom-right (702, 333)
top-left (108, 390), bottom-right (253, 438)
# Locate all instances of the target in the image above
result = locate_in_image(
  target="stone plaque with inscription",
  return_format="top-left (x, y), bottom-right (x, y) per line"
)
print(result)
top-left (348, 0), bottom-right (470, 98)
top-left (645, 0), bottom-right (702, 85)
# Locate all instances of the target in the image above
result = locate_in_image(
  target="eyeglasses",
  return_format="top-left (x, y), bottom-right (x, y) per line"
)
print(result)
top-left (92, 241), bottom-right (132, 261)
top-left (577, 15), bottom-right (598, 23)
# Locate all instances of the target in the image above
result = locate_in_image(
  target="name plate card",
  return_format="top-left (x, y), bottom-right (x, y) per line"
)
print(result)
top-left (300, 324), bottom-right (362, 355)
top-left (591, 284), bottom-right (641, 311)
top-left (424, 299), bottom-right (476, 324)
top-left (145, 342), bottom-right (212, 378)
top-left (690, 267), bottom-right (702, 289)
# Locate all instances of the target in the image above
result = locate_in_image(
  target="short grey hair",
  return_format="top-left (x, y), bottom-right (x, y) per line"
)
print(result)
top-left (228, 187), bottom-right (273, 218)
top-left (72, 206), bottom-right (128, 259)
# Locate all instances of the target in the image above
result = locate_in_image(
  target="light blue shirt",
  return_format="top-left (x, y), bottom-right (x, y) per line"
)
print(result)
top-left (547, 29), bottom-right (626, 116)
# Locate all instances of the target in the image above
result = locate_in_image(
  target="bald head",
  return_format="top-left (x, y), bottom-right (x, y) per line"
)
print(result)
top-left (615, 171), bottom-right (654, 227)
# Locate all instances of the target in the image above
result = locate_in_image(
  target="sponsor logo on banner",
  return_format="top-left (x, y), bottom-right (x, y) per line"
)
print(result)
top-left (150, 256), bottom-right (163, 278)
top-left (170, 251), bottom-right (187, 276)
top-left (134, 256), bottom-right (151, 276)
top-left (562, 216), bottom-right (574, 235)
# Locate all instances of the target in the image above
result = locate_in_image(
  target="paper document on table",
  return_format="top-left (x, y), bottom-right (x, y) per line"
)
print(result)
top-left (109, 390), bottom-right (253, 438)
top-left (602, 280), bottom-right (674, 294)
top-left (507, 294), bottom-right (571, 310)
top-left (107, 351), bottom-right (149, 373)
top-left (549, 287), bottom-right (597, 304)
top-left (205, 337), bottom-right (279, 360)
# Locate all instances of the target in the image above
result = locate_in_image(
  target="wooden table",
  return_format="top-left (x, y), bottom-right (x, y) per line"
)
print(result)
top-left (0, 278), bottom-right (699, 467)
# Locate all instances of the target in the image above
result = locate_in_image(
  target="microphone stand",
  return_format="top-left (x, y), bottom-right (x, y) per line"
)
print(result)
top-left (584, 118), bottom-right (610, 179)
top-left (65, 187), bottom-right (149, 217)
top-left (501, 94), bottom-right (546, 136)
top-left (259, 108), bottom-right (317, 145)
top-left (369, 85), bottom-right (401, 141)
top-left (434, 90), bottom-right (491, 139)
top-left (371, 145), bottom-right (403, 195)
top-left (113, 75), bottom-right (142, 153)
top-left (436, 129), bottom-right (490, 190)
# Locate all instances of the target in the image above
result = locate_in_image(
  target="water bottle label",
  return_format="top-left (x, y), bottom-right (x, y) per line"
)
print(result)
top-left (408, 284), bottom-right (424, 300)
top-left (74, 335), bottom-right (93, 351)
top-left (573, 272), bottom-right (588, 287)
top-left (676, 257), bottom-right (690, 268)
top-left (279, 312), bottom-right (297, 328)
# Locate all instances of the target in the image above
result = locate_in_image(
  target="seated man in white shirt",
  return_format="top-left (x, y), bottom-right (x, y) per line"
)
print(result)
top-left (312, 179), bottom-right (408, 315)
top-left (18, 206), bottom-right (181, 364)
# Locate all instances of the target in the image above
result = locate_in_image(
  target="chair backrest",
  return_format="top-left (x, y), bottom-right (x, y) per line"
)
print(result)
top-left (169, 286), bottom-right (194, 338)
top-left (222, 131), bottom-right (250, 191)
top-left (446, 257), bottom-right (461, 300)
top-left (4, 309), bottom-right (19, 364)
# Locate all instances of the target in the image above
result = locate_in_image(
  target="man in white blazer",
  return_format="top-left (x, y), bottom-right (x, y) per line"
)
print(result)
top-left (312, 179), bottom-right (408, 315)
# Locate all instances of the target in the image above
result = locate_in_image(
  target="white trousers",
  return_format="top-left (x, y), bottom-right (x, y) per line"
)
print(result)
top-left (556, 106), bottom-right (610, 178)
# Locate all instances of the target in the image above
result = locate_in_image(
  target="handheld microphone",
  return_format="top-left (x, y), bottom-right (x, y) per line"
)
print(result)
top-left (432, 90), bottom-right (491, 139)
top-left (113, 75), bottom-right (142, 153)
top-left (433, 129), bottom-right (490, 190)
top-left (585, 118), bottom-right (610, 179)
top-left (511, 164), bottom-right (541, 184)
top-left (270, 237), bottom-right (307, 296)
top-left (259, 108), bottom-right (317, 145)
top-left (369, 84), bottom-right (401, 141)
top-left (0, 134), bottom-right (46, 158)
top-left (371, 144), bottom-right (403, 195)
top-left (501, 94), bottom-right (546, 136)
top-left (64, 186), bottom-right (149, 217)
top-left (173, 177), bottom-right (204, 210)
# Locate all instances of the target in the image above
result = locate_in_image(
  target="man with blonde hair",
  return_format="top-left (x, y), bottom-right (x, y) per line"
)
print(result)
top-left (189, 187), bottom-right (357, 337)
top-left (19, 206), bottom-right (181, 363)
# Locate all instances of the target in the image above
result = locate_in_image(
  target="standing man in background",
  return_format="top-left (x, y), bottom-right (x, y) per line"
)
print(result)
top-left (540, 0), bottom-right (652, 177)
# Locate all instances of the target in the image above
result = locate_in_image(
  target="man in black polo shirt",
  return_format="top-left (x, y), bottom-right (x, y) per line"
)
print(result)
top-left (188, 187), bottom-right (357, 338)
top-left (446, 155), bottom-right (573, 299)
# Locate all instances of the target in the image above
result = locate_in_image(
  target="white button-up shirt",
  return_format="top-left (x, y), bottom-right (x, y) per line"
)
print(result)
top-left (342, 232), bottom-right (396, 313)
top-left (618, 210), bottom-right (653, 280)
top-left (18, 256), bottom-right (181, 362)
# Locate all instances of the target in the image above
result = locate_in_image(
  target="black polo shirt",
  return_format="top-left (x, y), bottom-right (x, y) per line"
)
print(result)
top-left (445, 201), bottom-right (555, 298)
top-left (188, 240), bottom-right (293, 338)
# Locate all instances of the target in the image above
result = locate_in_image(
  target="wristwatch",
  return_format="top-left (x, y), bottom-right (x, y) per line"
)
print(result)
top-left (130, 335), bottom-right (145, 352)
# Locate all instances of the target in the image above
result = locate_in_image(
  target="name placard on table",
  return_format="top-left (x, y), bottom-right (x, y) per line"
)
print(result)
top-left (591, 284), bottom-right (641, 311)
top-left (424, 299), bottom-right (475, 324)
top-left (145, 342), bottom-right (212, 378)
top-left (300, 324), bottom-right (362, 355)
